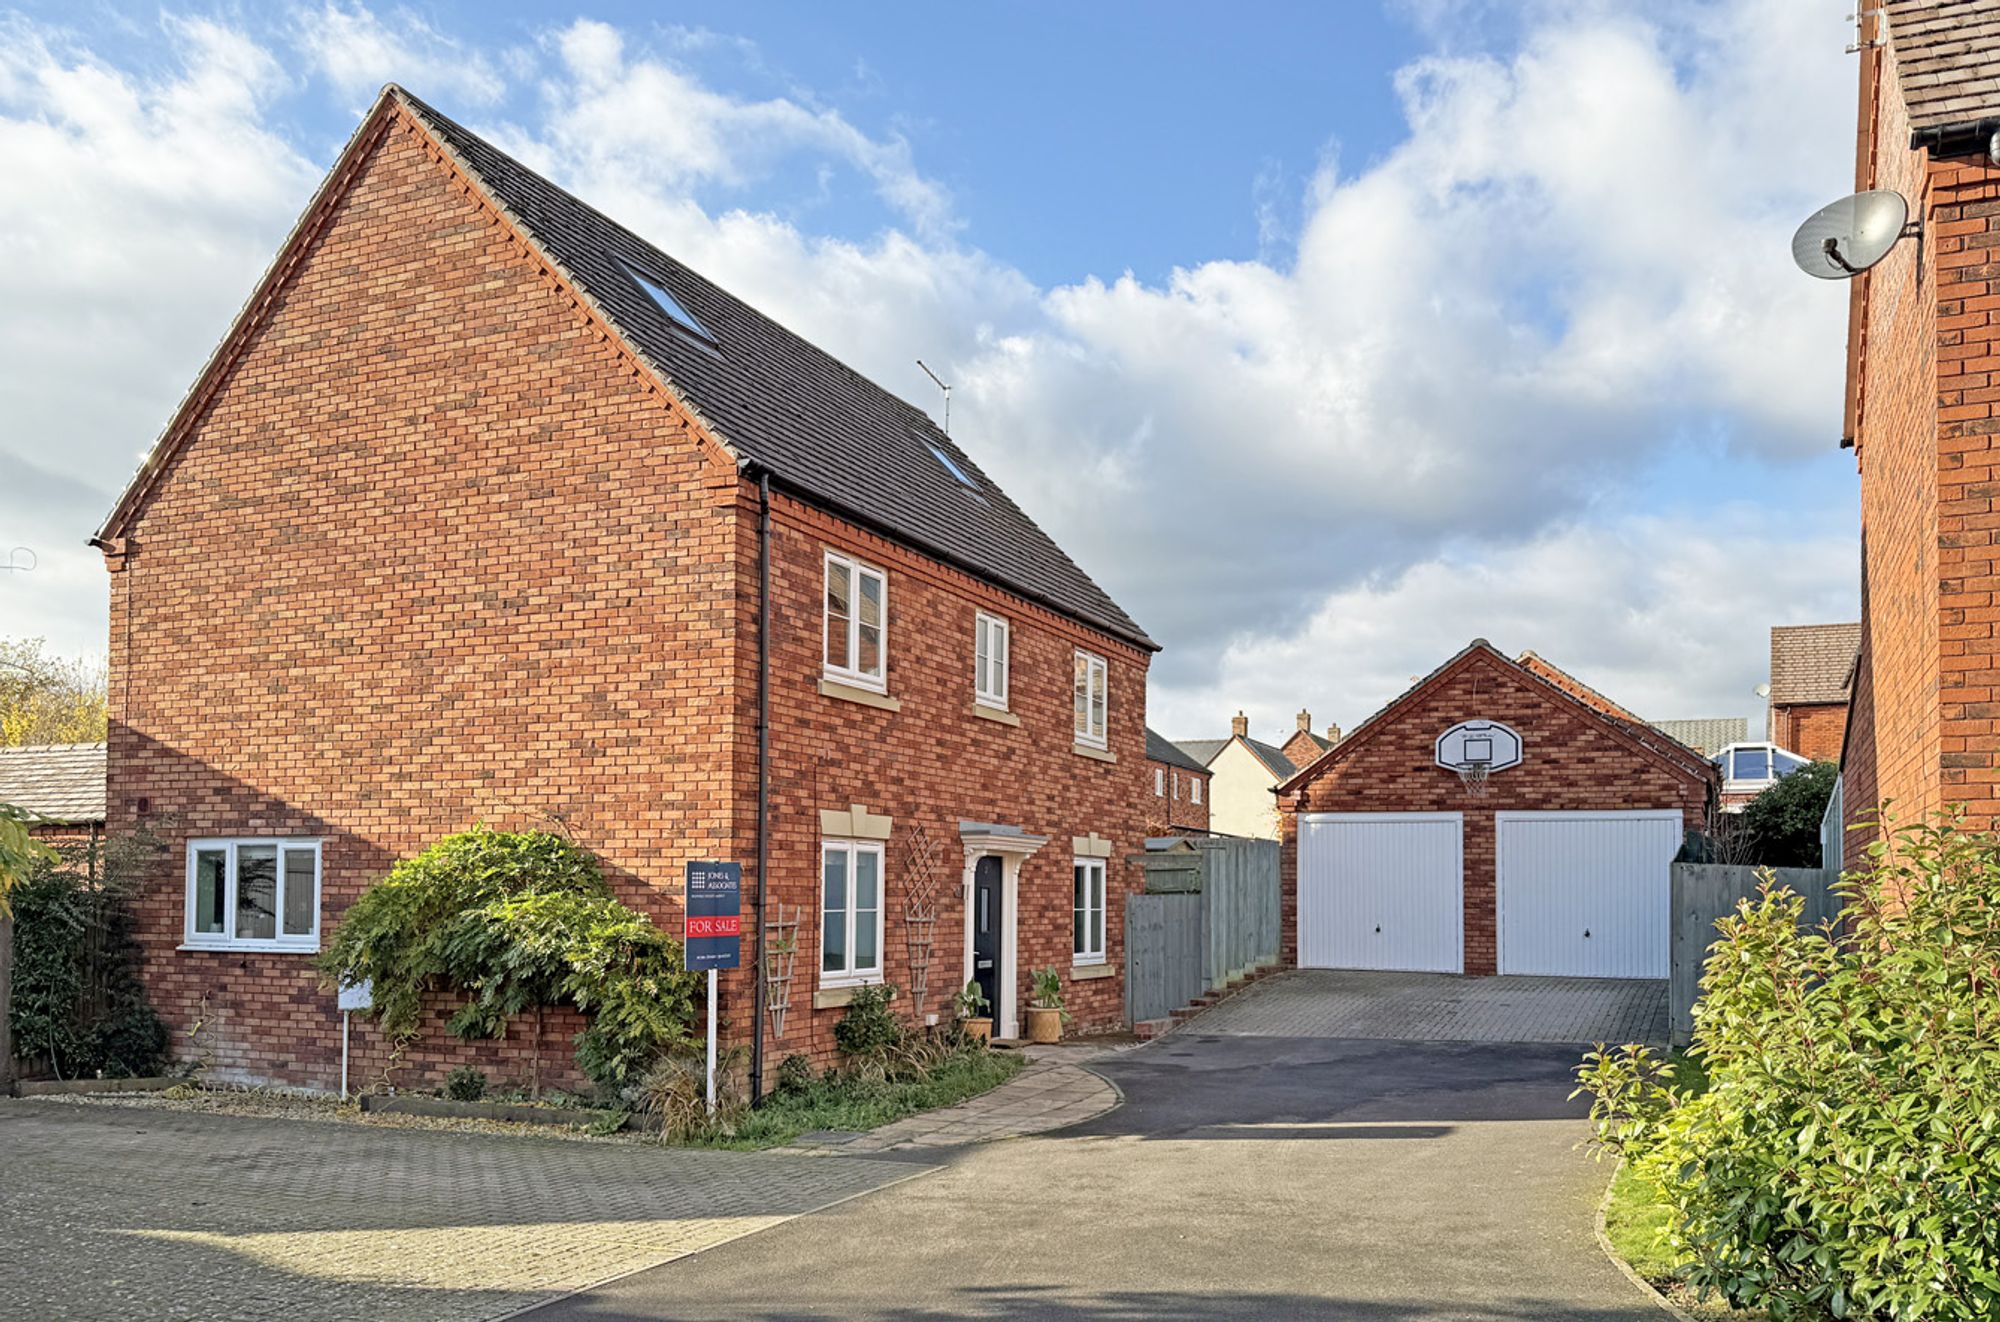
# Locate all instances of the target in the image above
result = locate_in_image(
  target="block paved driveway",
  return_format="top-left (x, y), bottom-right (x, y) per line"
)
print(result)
top-left (1189, 970), bottom-right (1671, 1046)
top-left (525, 975), bottom-right (1667, 1321)
top-left (0, 1099), bottom-right (922, 1322)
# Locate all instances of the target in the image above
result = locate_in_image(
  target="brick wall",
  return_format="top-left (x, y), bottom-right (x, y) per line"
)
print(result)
top-left (104, 104), bottom-right (1149, 1092)
top-left (743, 490), bottom-right (1150, 1064)
top-left (1771, 702), bottom-right (1847, 763)
top-left (1275, 648), bottom-right (1710, 976)
top-left (1145, 759), bottom-right (1211, 834)
top-left (1846, 27), bottom-right (2000, 866)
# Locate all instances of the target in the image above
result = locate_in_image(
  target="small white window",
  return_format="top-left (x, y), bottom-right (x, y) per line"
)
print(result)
top-left (1190, 778), bottom-right (1203, 805)
top-left (1153, 767), bottom-right (1165, 796)
top-left (821, 839), bottom-right (885, 985)
top-left (975, 612), bottom-right (1010, 709)
top-left (1073, 858), bottom-right (1107, 963)
top-left (1172, 771), bottom-right (1180, 800)
top-left (1073, 650), bottom-right (1108, 748)
top-left (184, 838), bottom-right (321, 952)
top-left (824, 551), bottom-right (887, 691)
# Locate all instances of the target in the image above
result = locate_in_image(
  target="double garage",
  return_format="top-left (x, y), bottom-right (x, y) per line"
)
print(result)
top-left (1278, 642), bottom-right (1716, 981)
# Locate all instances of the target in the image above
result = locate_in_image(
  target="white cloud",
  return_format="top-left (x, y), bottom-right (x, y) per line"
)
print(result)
top-left (295, 2), bottom-right (504, 110)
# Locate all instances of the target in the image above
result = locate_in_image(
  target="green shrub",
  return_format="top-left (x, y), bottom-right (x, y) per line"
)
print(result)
top-left (775, 1052), bottom-right (815, 1096)
top-left (317, 827), bottom-right (701, 1096)
top-left (1577, 817), bottom-right (2000, 1320)
top-left (1737, 759), bottom-right (1839, 867)
top-left (442, 1065), bottom-right (487, 1102)
top-left (832, 983), bottom-right (903, 1063)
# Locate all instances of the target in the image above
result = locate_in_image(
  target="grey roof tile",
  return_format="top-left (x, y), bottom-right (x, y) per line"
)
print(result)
top-left (0, 744), bottom-right (106, 824)
top-left (1146, 728), bottom-right (1210, 774)
top-left (1770, 623), bottom-right (1861, 706)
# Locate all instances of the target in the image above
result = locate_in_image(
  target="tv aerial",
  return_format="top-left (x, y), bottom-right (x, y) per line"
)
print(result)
top-left (1791, 190), bottom-right (1918, 279)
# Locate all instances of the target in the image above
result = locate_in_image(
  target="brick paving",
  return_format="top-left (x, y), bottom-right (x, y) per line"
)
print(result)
top-left (0, 1098), bottom-right (923, 1322)
top-left (815, 1047), bottom-right (1123, 1154)
top-left (1183, 969), bottom-right (1669, 1045)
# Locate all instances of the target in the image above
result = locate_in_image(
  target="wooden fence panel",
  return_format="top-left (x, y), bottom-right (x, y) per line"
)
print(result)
top-left (1125, 893), bottom-right (1206, 1025)
top-left (1670, 863), bottom-right (1839, 1045)
top-left (1199, 838), bottom-right (1280, 991)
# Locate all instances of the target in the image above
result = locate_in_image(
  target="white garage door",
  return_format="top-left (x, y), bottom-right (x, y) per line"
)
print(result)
top-left (1496, 811), bottom-right (1680, 978)
top-left (1298, 813), bottom-right (1462, 973)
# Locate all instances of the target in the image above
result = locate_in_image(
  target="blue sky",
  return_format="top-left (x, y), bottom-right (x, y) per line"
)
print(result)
top-left (0, 1), bottom-right (1862, 739)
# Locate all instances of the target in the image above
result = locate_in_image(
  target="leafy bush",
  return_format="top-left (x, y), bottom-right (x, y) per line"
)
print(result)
top-left (832, 983), bottom-right (903, 1064)
top-left (1577, 818), bottom-right (2000, 1320)
top-left (776, 1052), bottom-right (814, 1097)
top-left (8, 835), bottom-right (169, 1079)
top-left (1736, 759), bottom-right (1839, 867)
top-left (632, 1046), bottom-right (747, 1141)
top-left (317, 827), bottom-right (701, 1096)
top-left (443, 1065), bottom-right (487, 1102)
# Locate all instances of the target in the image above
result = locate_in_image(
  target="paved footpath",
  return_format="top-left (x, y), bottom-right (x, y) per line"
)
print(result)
top-left (0, 1098), bottom-right (923, 1322)
top-left (792, 1046), bottom-right (1123, 1155)
top-left (1189, 970), bottom-right (1670, 1046)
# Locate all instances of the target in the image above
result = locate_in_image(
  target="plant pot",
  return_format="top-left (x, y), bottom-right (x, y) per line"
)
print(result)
top-left (963, 1016), bottom-right (992, 1043)
top-left (1025, 1006), bottom-right (1063, 1044)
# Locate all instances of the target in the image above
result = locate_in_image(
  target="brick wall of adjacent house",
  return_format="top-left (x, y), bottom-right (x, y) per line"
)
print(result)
top-left (738, 489), bottom-right (1150, 1065)
top-left (1846, 30), bottom-right (2000, 867)
top-left (105, 110), bottom-right (743, 1094)
top-left (104, 105), bottom-right (1150, 1093)
top-left (1771, 702), bottom-right (1847, 764)
top-left (1275, 650), bottom-right (1710, 976)
top-left (1145, 759), bottom-right (1211, 834)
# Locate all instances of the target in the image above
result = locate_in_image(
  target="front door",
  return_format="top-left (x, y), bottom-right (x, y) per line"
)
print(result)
top-left (972, 855), bottom-right (1003, 1023)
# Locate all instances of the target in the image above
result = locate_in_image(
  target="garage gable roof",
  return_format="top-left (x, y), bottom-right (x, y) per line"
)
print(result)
top-left (1273, 640), bottom-right (1718, 796)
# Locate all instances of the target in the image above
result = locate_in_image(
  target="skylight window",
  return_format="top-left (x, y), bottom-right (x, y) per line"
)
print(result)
top-left (927, 441), bottom-right (977, 489)
top-left (625, 266), bottom-right (713, 344)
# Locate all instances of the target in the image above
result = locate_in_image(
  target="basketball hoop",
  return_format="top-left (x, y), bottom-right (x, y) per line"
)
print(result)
top-left (1456, 759), bottom-right (1492, 797)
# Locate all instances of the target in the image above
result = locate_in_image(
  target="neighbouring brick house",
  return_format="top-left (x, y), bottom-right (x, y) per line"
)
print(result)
top-left (1145, 728), bottom-right (1211, 835)
top-left (90, 86), bottom-right (1155, 1092)
top-left (0, 743), bottom-right (106, 855)
top-left (1768, 623), bottom-right (1858, 763)
top-left (1279, 711), bottom-right (1342, 772)
top-left (1176, 715), bottom-right (1299, 840)
top-left (1840, 1), bottom-right (2000, 864)
top-left (1273, 642), bottom-right (1715, 979)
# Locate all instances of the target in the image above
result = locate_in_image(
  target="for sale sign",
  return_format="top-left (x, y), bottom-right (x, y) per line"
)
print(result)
top-left (684, 861), bottom-right (743, 971)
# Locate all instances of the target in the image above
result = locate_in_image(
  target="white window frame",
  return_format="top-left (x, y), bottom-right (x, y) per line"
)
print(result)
top-left (1153, 767), bottom-right (1165, 796)
top-left (1172, 771), bottom-right (1180, 800)
top-left (182, 837), bottom-right (322, 952)
top-left (823, 550), bottom-right (888, 692)
top-left (1073, 857), bottom-right (1107, 964)
top-left (1074, 650), bottom-right (1109, 748)
top-left (819, 838), bottom-right (886, 987)
top-left (975, 611), bottom-right (1010, 710)
top-left (1190, 777), bottom-right (1203, 806)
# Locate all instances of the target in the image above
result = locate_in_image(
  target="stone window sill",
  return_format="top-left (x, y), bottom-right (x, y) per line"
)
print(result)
top-left (813, 980), bottom-right (884, 1009)
top-left (1070, 962), bottom-right (1115, 981)
top-left (1072, 743), bottom-right (1116, 764)
top-left (819, 678), bottom-right (902, 712)
top-left (972, 703), bottom-right (1020, 726)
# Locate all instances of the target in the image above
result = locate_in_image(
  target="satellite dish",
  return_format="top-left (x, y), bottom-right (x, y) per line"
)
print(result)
top-left (1791, 190), bottom-right (1912, 279)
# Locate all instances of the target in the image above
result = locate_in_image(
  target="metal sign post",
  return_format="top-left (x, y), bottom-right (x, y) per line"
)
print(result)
top-left (336, 978), bottom-right (372, 1100)
top-left (684, 861), bottom-right (743, 1115)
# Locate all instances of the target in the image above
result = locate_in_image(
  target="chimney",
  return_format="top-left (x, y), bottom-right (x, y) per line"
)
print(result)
top-left (1231, 711), bottom-right (1249, 738)
top-left (1326, 723), bottom-right (1343, 743)
top-left (1296, 709), bottom-right (1312, 732)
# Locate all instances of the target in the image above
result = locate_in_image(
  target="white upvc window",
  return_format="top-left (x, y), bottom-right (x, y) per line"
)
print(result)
top-left (1153, 767), bottom-right (1165, 796)
top-left (1190, 777), bottom-right (1203, 806)
top-left (1172, 771), bottom-right (1180, 800)
top-left (975, 611), bottom-right (1010, 709)
top-left (1073, 650), bottom-right (1108, 748)
top-left (824, 551), bottom-right (887, 691)
top-left (1073, 858), bottom-right (1107, 964)
top-left (820, 839), bottom-right (885, 985)
top-left (184, 838), bottom-right (322, 952)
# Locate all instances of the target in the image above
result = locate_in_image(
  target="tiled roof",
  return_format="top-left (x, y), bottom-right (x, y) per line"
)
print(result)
top-left (1651, 718), bottom-right (1749, 758)
top-left (1173, 734), bottom-right (1294, 779)
top-left (1146, 728), bottom-right (1210, 775)
top-left (396, 91), bottom-right (1153, 652)
top-left (0, 743), bottom-right (106, 824)
top-left (1517, 652), bottom-right (1647, 725)
top-left (1770, 623), bottom-right (1861, 706)
top-left (1886, 0), bottom-right (2000, 135)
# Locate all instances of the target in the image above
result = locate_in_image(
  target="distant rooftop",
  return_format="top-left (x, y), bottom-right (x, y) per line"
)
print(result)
top-left (0, 743), bottom-right (106, 824)
top-left (1651, 717), bottom-right (1749, 758)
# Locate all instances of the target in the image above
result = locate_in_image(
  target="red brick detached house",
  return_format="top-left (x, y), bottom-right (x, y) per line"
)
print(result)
top-left (1145, 728), bottom-right (1211, 835)
top-left (1842, 3), bottom-right (2000, 863)
top-left (1273, 642), bottom-right (1715, 980)
top-left (91, 87), bottom-right (1155, 1091)
top-left (1768, 623), bottom-right (1857, 764)
top-left (1278, 711), bottom-right (1341, 773)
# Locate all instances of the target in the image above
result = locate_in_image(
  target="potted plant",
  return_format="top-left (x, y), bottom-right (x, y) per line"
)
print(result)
top-left (1025, 966), bottom-right (1067, 1044)
top-left (952, 980), bottom-right (992, 1043)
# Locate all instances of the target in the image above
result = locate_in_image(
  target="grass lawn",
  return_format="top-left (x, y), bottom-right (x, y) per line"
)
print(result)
top-left (1603, 1158), bottom-right (1682, 1281)
top-left (691, 1049), bottom-right (1024, 1151)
